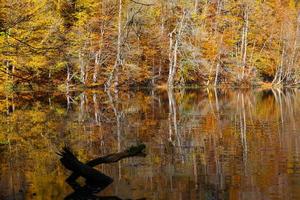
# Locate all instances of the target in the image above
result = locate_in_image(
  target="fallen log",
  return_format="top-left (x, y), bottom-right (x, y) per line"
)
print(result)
top-left (58, 147), bottom-right (113, 189)
top-left (57, 144), bottom-right (147, 197)
top-left (64, 144), bottom-right (146, 185)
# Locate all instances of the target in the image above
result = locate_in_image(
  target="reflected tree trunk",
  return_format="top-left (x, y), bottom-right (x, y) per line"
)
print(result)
top-left (8, 142), bottom-right (16, 200)
top-left (241, 94), bottom-right (247, 160)
top-left (78, 92), bottom-right (86, 122)
top-left (207, 88), bottom-right (217, 119)
top-left (168, 89), bottom-right (173, 142)
top-left (167, 89), bottom-right (184, 163)
top-left (286, 90), bottom-right (296, 130)
top-left (106, 89), bottom-right (123, 179)
top-left (214, 88), bottom-right (220, 117)
top-left (236, 93), bottom-right (248, 168)
top-left (272, 88), bottom-right (284, 147)
top-left (93, 93), bottom-right (101, 125)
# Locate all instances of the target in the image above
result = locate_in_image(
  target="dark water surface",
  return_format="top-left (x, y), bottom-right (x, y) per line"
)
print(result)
top-left (0, 88), bottom-right (300, 200)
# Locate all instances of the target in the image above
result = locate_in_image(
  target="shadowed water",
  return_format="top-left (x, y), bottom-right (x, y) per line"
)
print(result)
top-left (0, 88), bottom-right (300, 200)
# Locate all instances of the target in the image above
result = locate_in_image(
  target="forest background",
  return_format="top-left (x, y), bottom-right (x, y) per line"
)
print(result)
top-left (1, 0), bottom-right (300, 91)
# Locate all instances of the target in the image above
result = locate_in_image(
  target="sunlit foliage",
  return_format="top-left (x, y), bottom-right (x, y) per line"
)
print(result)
top-left (0, 0), bottom-right (299, 88)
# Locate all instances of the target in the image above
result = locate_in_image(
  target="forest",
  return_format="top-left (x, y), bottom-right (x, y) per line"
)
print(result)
top-left (2, 1), bottom-right (300, 199)
top-left (0, 0), bottom-right (300, 91)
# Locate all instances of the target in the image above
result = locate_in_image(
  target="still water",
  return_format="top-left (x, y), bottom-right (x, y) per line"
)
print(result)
top-left (0, 88), bottom-right (300, 200)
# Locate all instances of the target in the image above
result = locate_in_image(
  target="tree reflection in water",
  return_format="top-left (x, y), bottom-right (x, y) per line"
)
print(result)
top-left (0, 89), bottom-right (300, 199)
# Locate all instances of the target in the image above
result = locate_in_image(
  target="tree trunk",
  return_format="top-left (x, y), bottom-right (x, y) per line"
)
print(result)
top-left (66, 64), bottom-right (71, 92)
top-left (273, 40), bottom-right (285, 85)
top-left (106, 0), bottom-right (122, 89)
top-left (93, 3), bottom-right (105, 83)
top-left (194, 0), bottom-right (198, 13)
top-left (79, 51), bottom-right (86, 84)
top-left (290, 11), bottom-right (300, 83)
top-left (93, 51), bottom-right (100, 83)
top-left (241, 6), bottom-right (249, 80)
top-left (214, 62), bottom-right (220, 86)
top-left (167, 11), bottom-right (186, 88)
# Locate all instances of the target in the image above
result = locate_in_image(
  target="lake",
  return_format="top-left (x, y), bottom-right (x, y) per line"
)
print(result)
top-left (0, 88), bottom-right (300, 200)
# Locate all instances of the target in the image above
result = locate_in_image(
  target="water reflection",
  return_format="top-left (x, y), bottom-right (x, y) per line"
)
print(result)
top-left (0, 89), bottom-right (300, 199)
